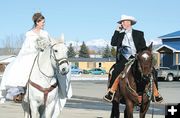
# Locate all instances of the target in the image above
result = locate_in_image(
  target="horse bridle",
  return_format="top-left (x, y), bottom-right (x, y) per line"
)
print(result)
top-left (28, 43), bottom-right (69, 107)
top-left (50, 43), bottom-right (69, 73)
top-left (136, 51), bottom-right (153, 77)
top-left (50, 51), bottom-right (69, 69)
top-left (37, 43), bottom-right (69, 78)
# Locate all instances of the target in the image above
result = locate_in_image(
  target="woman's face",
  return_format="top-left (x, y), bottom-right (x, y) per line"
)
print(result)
top-left (36, 19), bottom-right (45, 29)
top-left (122, 20), bottom-right (132, 30)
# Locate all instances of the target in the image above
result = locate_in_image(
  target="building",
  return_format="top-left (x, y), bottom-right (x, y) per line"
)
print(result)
top-left (155, 30), bottom-right (180, 67)
top-left (0, 55), bottom-right (16, 74)
top-left (69, 58), bottom-right (115, 73)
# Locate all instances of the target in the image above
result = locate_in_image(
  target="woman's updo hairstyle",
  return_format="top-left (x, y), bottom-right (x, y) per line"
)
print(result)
top-left (32, 12), bottom-right (45, 27)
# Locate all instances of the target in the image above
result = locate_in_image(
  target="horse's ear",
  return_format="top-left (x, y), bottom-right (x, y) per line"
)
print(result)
top-left (50, 34), bottom-right (65, 46)
top-left (54, 33), bottom-right (65, 44)
top-left (148, 42), bottom-right (153, 51)
top-left (59, 33), bottom-right (64, 43)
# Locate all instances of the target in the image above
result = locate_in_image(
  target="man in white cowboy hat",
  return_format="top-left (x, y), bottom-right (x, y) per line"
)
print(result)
top-left (103, 14), bottom-right (163, 103)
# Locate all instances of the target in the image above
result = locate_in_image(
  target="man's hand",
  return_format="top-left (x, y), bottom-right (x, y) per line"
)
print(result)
top-left (116, 24), bottom-right (123, 31)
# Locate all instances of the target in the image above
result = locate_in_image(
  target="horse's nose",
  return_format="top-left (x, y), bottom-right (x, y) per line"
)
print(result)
top-left (61, 67), bottom-right (69, 75)
top-left (62, 68), bottom-right (66, 72)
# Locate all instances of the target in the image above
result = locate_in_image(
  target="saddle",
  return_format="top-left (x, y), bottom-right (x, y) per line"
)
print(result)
top-left (111, 58), bottom-right (148, 105)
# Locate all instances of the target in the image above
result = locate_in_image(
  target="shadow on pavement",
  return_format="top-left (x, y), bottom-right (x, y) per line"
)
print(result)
top-left (65, 95), bottom-right (165, 115)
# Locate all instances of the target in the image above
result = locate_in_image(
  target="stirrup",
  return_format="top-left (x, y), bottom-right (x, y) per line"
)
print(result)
top-left (103, 90), bottom-right (115, 102)
top-left (152, 95), bottom-right (163, 103)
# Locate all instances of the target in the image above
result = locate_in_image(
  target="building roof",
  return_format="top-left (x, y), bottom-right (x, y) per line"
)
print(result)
top-left (0, 55), bottom-right (16, 63)
top-left (155, 44), bottom-right (180, 53)
top-left (165, 43), bottom-right (180, 50)
top-left (159, 30), bottom-right (180, 39)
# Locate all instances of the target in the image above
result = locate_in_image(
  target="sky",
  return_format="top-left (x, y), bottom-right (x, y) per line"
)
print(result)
top-left (0, 0), bottom-right (180, 47)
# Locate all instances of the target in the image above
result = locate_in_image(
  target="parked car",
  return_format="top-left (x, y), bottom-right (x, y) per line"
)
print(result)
top-left (157, 65), bottom-right (180, 81)
top-left (71, 66), bottom-right (83, 75)
top-left (88, 68), bottom-right (106, 75)
top-left (82, 69), bottom-right (90, 74)
top-left (156, 67), bottom-right (170, 81)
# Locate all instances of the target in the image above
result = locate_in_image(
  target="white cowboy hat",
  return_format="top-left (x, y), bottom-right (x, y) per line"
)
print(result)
top-left (117, 15), bottom-right (137, 25)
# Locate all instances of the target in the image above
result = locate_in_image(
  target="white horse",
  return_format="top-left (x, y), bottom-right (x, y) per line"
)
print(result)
top-left (22, 39), bottom-right (72, 118)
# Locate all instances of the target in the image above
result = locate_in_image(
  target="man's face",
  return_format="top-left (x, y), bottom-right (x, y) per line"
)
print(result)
top-left (122, 20), bottom-right (132, 30)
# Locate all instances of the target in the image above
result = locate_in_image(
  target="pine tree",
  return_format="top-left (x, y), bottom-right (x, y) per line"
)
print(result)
top-left (67, 43), bottom-right (76, 58)
top-left (102, 44), bottom-right (112, 58)
top-left (111, 46), bottom-right (116, 58)
top-left (79, 41), bottom-right (90, 58)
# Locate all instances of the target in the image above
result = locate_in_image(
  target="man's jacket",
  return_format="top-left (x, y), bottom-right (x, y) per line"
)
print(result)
top-left (111, 29), bottom-right (147, 62)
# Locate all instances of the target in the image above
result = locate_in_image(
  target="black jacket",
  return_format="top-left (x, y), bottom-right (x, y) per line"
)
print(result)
top-left (111, 29), bottom-right (147, 62)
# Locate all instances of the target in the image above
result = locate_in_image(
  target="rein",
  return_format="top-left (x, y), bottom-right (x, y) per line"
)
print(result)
top-left (30, 47), bottom-right (66, 105)
top-left (28, 44), bottom-right (69, 105)
top-left (124, 50), bottom-right (154, 106)
top-left (25, 54), bottom-right (39, 118)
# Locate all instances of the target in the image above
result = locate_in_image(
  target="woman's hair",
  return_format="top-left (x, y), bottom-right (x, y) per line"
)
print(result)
top-left (32, 12), bottom-right (45, 27)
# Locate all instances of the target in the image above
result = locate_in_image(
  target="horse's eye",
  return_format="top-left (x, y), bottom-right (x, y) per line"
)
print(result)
top-left (54, 50), bottom-right (58, 53)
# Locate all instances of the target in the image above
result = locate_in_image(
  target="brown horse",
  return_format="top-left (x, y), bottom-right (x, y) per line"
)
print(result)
top-left (110, 43), bottom-right (154, 118)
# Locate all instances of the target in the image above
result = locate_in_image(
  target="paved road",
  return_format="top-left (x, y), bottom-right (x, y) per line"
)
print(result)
top-left (0, 75), bottom-right (180, 118)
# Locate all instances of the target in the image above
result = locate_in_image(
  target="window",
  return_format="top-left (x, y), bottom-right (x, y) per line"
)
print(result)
top-left (99, 63), bottom-right (102, 67)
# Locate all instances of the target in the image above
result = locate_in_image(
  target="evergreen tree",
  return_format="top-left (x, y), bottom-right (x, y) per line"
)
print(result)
top-left (111, 46), bottom-right (116, 58)
top-left (102, 44), bottom-right (112, 58)
top-left (79, 41), bottom-right (90, 58)
top-left (67, 43), bottom-right (76, 58)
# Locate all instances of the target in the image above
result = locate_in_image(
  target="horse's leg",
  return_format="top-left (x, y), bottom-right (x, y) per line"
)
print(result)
top-left (23, 104), bottom-right (31, 118)
top-left (22, 94), bottom-right (31, 118)
top-left (124, 107), bottom-right (127, 118)
top-left (111, 100), bottom-right (120, 118)
top-left (140, 101), bottom-right (150, 118)
top-left (44, 100), bottom-right (57, 118)
top-left (125, 99), bottom-right (134, 118)
top-left (30, 100), bottom-right (40, 118)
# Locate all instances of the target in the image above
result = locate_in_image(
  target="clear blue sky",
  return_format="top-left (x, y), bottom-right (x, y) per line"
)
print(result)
top-left (0, 0), bottom-right (180, 47)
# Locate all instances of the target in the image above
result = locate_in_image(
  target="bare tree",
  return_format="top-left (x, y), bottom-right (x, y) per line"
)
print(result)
top-left (14, 34), bottom-right (24, 54)
top-left (2, 35), bottom-right (14, 55)
top-left (1, 34), bottom-right (24, 55)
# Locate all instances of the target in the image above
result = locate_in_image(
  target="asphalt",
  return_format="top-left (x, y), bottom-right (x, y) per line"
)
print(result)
top-left (1, 74), bottom-right (179, 118)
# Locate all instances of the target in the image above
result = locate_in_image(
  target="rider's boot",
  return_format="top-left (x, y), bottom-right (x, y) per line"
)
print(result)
top-left (153, 83), bottom-right (163, 103)
top-left (152, 67), bottom-right (163, 103)
top-left (103, 89), bottom-right (115, 102)
top-left (103, 77), bottom-right (120, 102)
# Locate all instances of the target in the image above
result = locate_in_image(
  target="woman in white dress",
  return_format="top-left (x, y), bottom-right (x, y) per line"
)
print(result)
top-left (0, 12), bottom-right (50, 102)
